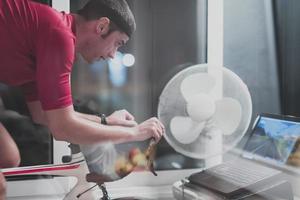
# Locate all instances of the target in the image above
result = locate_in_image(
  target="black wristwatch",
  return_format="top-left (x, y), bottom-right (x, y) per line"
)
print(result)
top-left (100, 114), bottom-right (107, 125)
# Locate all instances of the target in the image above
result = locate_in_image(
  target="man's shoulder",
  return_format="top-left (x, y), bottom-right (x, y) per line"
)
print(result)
top-left (34, 5), bottom-right (66, 25)
top-left (34, 8), bottom-right (75, 42)
top-left (27, 1), bottom-right (73, 31)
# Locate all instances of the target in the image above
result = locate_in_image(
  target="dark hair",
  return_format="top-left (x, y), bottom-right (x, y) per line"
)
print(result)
top-left (77, 0), bottom-right (136, 37)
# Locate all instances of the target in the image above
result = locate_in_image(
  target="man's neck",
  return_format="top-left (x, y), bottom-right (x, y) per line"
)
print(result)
top-left (73, 14), bottom-right (87, 53)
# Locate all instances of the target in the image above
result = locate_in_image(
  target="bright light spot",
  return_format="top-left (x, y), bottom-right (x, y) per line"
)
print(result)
top-left (108, 51), bottom-right (127, 87)
top-left (122, 54), bottom-right (135, 67)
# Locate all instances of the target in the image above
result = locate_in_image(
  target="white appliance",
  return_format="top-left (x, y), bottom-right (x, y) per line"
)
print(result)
top-left (158, 63), bottom-right (252, 162)
top-left (156, 63), bottom-right (253, 199)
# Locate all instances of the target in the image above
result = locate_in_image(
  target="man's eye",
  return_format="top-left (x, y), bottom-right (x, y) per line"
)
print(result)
top-left (117, 41), bottom-right (125, 47)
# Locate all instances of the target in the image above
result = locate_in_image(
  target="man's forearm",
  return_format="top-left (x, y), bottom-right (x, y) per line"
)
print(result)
top-left (28, 101), bottom-right (101, 126)
top-left (75, 112), bottom-right (101, 124)
top-left (52, 115), bottom-right (135, 144)
top-left (45, 106), bottom-right (163, 145)
top-left (46, 107), bottom-right (135, 144)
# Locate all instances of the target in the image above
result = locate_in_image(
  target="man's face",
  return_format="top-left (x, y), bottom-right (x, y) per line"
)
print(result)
top-left (79, 29), bottom-right (129, 63)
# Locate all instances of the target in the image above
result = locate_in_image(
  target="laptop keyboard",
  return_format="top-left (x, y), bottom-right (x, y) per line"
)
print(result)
top-left (207, 159), bottom-right (281, 187)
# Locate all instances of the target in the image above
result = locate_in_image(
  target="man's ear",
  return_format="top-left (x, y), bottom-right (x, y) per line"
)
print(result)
top-left (96, 17), bottom-right (110, 36)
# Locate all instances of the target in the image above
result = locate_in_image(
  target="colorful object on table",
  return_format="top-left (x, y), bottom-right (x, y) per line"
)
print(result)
top-left (114, 140), bottom-right (157, 177)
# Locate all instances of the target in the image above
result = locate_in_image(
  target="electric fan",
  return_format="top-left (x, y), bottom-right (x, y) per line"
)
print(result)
top-left (158, 63), bottom-right (252, 160)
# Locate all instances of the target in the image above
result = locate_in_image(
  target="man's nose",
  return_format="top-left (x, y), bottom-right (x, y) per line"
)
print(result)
top-left (108, 50), bottom-right (116, 59)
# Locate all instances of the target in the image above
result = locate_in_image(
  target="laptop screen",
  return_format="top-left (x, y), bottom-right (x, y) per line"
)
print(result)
top-left (243, 113), bottom-right (300, 164)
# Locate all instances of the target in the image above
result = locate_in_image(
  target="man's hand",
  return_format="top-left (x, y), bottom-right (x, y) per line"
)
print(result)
top-left (106, 109), bottom-right (137, 127)
top-left (132, 117), bottom-right (165, 143)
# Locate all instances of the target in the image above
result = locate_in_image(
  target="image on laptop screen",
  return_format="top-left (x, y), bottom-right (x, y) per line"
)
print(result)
top-left (243, 114), bottom-right (300, 164)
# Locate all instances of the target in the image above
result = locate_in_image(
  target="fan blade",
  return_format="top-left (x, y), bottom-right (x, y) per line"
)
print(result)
top-left (213, 97), bottom-right (242, 135)
top-left (170, 116), bottom-right (205, 144)
top-left (186, 93), bottom-right (216, 122)
top-left (180, 73), bottom-right (216, 101)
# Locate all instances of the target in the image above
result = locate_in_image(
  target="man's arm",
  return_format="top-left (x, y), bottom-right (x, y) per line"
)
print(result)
top-left (27, 101), bottom-right (133, 143)
top-left (74, 109), bottom-right (138, 127)
top-left (75, 112), bottom-right (101, 124)
top-left (44, 105), bottom-right (164, 144)
top-left (28, 101), bottom-right (138, 127)
top-left (27, 101), bottom-right (104, 125)
top-left (0, 123), bottom-right (20, 168)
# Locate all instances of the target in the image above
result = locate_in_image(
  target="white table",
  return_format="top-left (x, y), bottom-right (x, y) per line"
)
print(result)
top-left (7, 169), bottom-right (300, 199)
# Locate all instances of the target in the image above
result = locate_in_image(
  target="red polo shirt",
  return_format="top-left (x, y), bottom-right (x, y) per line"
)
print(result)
top-left (0, 0), bottom-right (75, 110)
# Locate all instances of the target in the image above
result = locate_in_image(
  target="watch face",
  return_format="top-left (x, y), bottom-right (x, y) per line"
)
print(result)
top-left (101, 114), bottom-right (108, 125)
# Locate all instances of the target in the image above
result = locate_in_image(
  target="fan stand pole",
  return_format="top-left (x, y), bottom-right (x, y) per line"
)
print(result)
top-left (205, 0), bottom-right (224, 168)
top-left (204, 127), bottom-right (223, 168)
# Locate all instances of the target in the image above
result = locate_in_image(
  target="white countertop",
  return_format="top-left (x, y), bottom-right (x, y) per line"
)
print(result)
top-left (6, 169), bottom-right (300, 200)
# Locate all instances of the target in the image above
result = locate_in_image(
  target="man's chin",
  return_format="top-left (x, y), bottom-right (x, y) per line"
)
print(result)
top-left (79, 54), bottom-right (93, 64)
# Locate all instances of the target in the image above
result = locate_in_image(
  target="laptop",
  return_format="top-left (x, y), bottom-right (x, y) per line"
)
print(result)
top-left (187, 113), bottom-right (300, 199)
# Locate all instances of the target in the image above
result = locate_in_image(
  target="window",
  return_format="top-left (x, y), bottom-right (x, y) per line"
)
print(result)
top-left (70, 0), bottom-right (208, 170)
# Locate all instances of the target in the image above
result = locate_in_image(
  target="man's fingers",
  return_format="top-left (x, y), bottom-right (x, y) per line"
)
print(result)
top-left (115, 119), bottom-right (137, 127)
top-left (147, 117), bottom-right (165, 141)
top-left (153, 118), bottom-right (165, 137)
top-left (124, 120), bottom-right (138, 127)
top-left (119, 109), bottom-right (135, 120)
top-left (158, 121), bottom-right (165, 133)
top-left (152, 131), bottom-right (161, 143)
top-left (152, 117), bottom-right (165, 131)
top-left (134, 117), bottom-right (165, 142)
top-left (125, 112), bottom-right (135, 121)
top-left (153, 125), bottom-right (163, 142)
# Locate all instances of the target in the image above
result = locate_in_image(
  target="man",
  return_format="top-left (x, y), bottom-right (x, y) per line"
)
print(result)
top-left (0, 0), bottom-right (164, 198)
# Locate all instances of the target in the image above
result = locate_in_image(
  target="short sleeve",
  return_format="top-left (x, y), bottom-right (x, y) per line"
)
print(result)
top-left (35, 27), bottom-right (75, 110)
